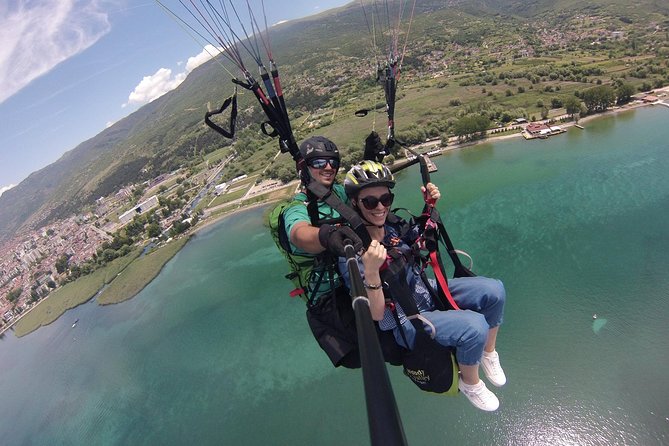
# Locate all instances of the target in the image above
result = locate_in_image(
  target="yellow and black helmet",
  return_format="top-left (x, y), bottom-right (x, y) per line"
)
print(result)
top-left (344, 160), bottom-right (395, 197)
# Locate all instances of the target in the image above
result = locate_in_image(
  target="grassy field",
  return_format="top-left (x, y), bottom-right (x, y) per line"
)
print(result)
top-left (13, 249), bottom-right (142, 337)
top-left (97, 236), bottom-right (190, 305)
top-left (208, 188), bottom-right (247, 207)
top-left (12, 237), bottom-right (190, 337)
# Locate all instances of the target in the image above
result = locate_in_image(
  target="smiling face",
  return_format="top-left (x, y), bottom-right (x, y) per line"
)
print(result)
top-left (356, 185), bottom-right (392, 227)
top-left (307, 159), bottom-right (338, 187)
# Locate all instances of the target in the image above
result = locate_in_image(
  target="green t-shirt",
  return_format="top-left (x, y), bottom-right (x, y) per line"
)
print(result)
top-left (282, 183), bottom-right (350, 299)
top-left (283, 183), bottom-right (349, 255)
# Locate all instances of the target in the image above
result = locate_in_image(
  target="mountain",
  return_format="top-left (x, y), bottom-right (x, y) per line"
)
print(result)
top-left (1, 0), bottom-right (667, 243)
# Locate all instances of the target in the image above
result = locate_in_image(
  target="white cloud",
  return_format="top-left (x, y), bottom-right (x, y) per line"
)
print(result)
top-left (124, 45), bottom-right (222, 107)
top-left (0, 184), bottom-right (16, 197)
top-left (185, 45), bottom-right (221, 72)
top-left (124, 68), bottom-right (186, 107)
top-left (0, 0), bottom-right (112, 104)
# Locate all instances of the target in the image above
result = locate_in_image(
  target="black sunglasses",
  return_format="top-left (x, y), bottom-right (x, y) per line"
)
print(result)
top-left (306, 158), bottom-right (340, 169)
top-left (359, 193), bottom-right (394, 210)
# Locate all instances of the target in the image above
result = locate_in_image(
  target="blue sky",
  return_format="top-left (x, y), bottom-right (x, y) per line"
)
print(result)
top-left (0, 0), bottom-right (352, 197)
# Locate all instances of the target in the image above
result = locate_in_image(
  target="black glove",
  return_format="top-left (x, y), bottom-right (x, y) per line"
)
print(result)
top-left (318, 224), bottom-right (363, 257)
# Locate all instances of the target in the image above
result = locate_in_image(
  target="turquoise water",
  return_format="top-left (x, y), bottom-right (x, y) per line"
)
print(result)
top-left (1, 106), bottom-right (668, 445)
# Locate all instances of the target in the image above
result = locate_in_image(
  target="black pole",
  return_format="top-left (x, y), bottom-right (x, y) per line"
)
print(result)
top-left (344, 243), bottom-right (407, 446)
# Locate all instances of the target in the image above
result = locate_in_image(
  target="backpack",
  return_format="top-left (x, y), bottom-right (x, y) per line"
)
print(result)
top-left (268, 184), bottom-right (353, 302)
top-left (267, 199), bottom-right (315, 301)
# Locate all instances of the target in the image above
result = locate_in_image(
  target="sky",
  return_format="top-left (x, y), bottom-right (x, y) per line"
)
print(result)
top-left (0, 0), bottom-right (352, 197)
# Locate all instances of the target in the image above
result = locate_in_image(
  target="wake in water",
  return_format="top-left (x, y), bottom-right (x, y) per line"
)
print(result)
top-left (592, 314), bottom-right (608, 334)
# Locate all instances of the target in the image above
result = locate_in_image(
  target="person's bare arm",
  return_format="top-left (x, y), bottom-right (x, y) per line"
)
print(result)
top-left (289, 221), bottom-right (326, 254)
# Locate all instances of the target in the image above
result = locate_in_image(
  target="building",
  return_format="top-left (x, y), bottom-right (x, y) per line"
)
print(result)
top-left (214, 183), bottom-right (229, 194)
top-left (118, 195), bottom-right (160, 225)
top-left (525, 122), bottom-right (551, 136)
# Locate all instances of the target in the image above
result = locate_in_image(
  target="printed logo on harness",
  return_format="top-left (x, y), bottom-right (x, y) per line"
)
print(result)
top-left (404, 367), bottom-right (431, 385)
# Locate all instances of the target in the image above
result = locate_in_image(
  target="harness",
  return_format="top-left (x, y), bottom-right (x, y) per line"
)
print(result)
top-left (380, 244), bottom-right (459, 395)
top-left (366, 207), bottom-right (475, 394)
top-left (269, 185), bottom-right (351, 302)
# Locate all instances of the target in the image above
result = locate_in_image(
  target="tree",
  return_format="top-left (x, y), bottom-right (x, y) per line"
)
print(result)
top-left (581, 85), bottom-right (616, 114)
top-left (564, 96), bottom-right (582, 117)
top-left (453, 115), bottom-right (490, 141)
top-left (55, 254), bottom-right (70, 274)
top-left (170, 220), bottom-right (191, 237)
top-left (146, 222), bottom-right (162, 238)
top-left (7, 287), bottom-right (22, 303)
top-left (125, 219), bottom-right (145, 238)
top-left (616, 82), bottom-right (636, 104)
top-left (101, 248), bottom-right (118, 263)
top-left (540, 106), bottom-right (549, 120)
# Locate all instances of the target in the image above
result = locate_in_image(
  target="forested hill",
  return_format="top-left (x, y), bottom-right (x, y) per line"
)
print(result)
top-left (1, 0), bottom-right (667, 242)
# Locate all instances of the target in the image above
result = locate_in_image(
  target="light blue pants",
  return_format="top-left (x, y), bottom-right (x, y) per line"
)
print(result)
top-left (393, 276), bottom-right (506, 366)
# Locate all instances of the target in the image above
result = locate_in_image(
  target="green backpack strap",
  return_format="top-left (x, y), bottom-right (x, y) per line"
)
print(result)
top-left (268, 199), bottom-right (314, 301)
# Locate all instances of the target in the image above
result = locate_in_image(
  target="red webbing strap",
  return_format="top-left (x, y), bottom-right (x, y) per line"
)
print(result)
top-left (428, 251), bottom-right (461, 310)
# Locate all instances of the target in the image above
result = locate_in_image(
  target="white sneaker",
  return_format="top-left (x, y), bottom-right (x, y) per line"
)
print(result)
top-left (481, 350), bottom-right (506, 387)
top-left (458, 379), bottom-right (499, 412)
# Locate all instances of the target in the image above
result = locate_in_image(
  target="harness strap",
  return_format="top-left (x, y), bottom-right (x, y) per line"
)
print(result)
top-left (407, 314), bottom-right (436, 339)
top-left (204, 92), bottom-right (238, 139)
top-left (427, 251), bottom-right (461, 311)
top-left (306, 181), bottom-right (372, 248)
top-left (425, 206), bottom-right (475, 278)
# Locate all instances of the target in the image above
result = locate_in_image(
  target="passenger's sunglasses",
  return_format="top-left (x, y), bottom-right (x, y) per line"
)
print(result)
top-left (306, 158), bottom-right (340, 169)
top-left (359, 193), bottom-right (394, 210)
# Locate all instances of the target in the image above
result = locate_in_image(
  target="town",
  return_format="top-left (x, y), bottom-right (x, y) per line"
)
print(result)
top-left (0, 150), bottom-right (271, 332)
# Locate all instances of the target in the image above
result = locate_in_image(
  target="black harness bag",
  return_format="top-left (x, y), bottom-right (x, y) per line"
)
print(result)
top-left (400, 322), bottom-right (458, 394)
top-left (382, 252), bottom-right (459, 394)
top-left (306, 285), bottom-right (361, 369)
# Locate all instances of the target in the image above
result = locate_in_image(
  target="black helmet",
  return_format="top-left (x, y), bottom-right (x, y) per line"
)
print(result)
top-left (299, 136), bottom-right (339, 161)
top-left (344, 160), bottom-right (395, 197)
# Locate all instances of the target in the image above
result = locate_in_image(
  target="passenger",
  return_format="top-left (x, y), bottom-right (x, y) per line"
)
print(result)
top-left (338, 160), bottom-right (507, 411)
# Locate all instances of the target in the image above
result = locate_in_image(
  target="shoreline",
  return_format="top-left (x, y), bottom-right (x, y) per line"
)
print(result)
top-left (4, 98), bottom-right (665, 337)
top-left (190, 95), bottom-right (669, 240)
top-left (169, 85), bottom-right (669, 235)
